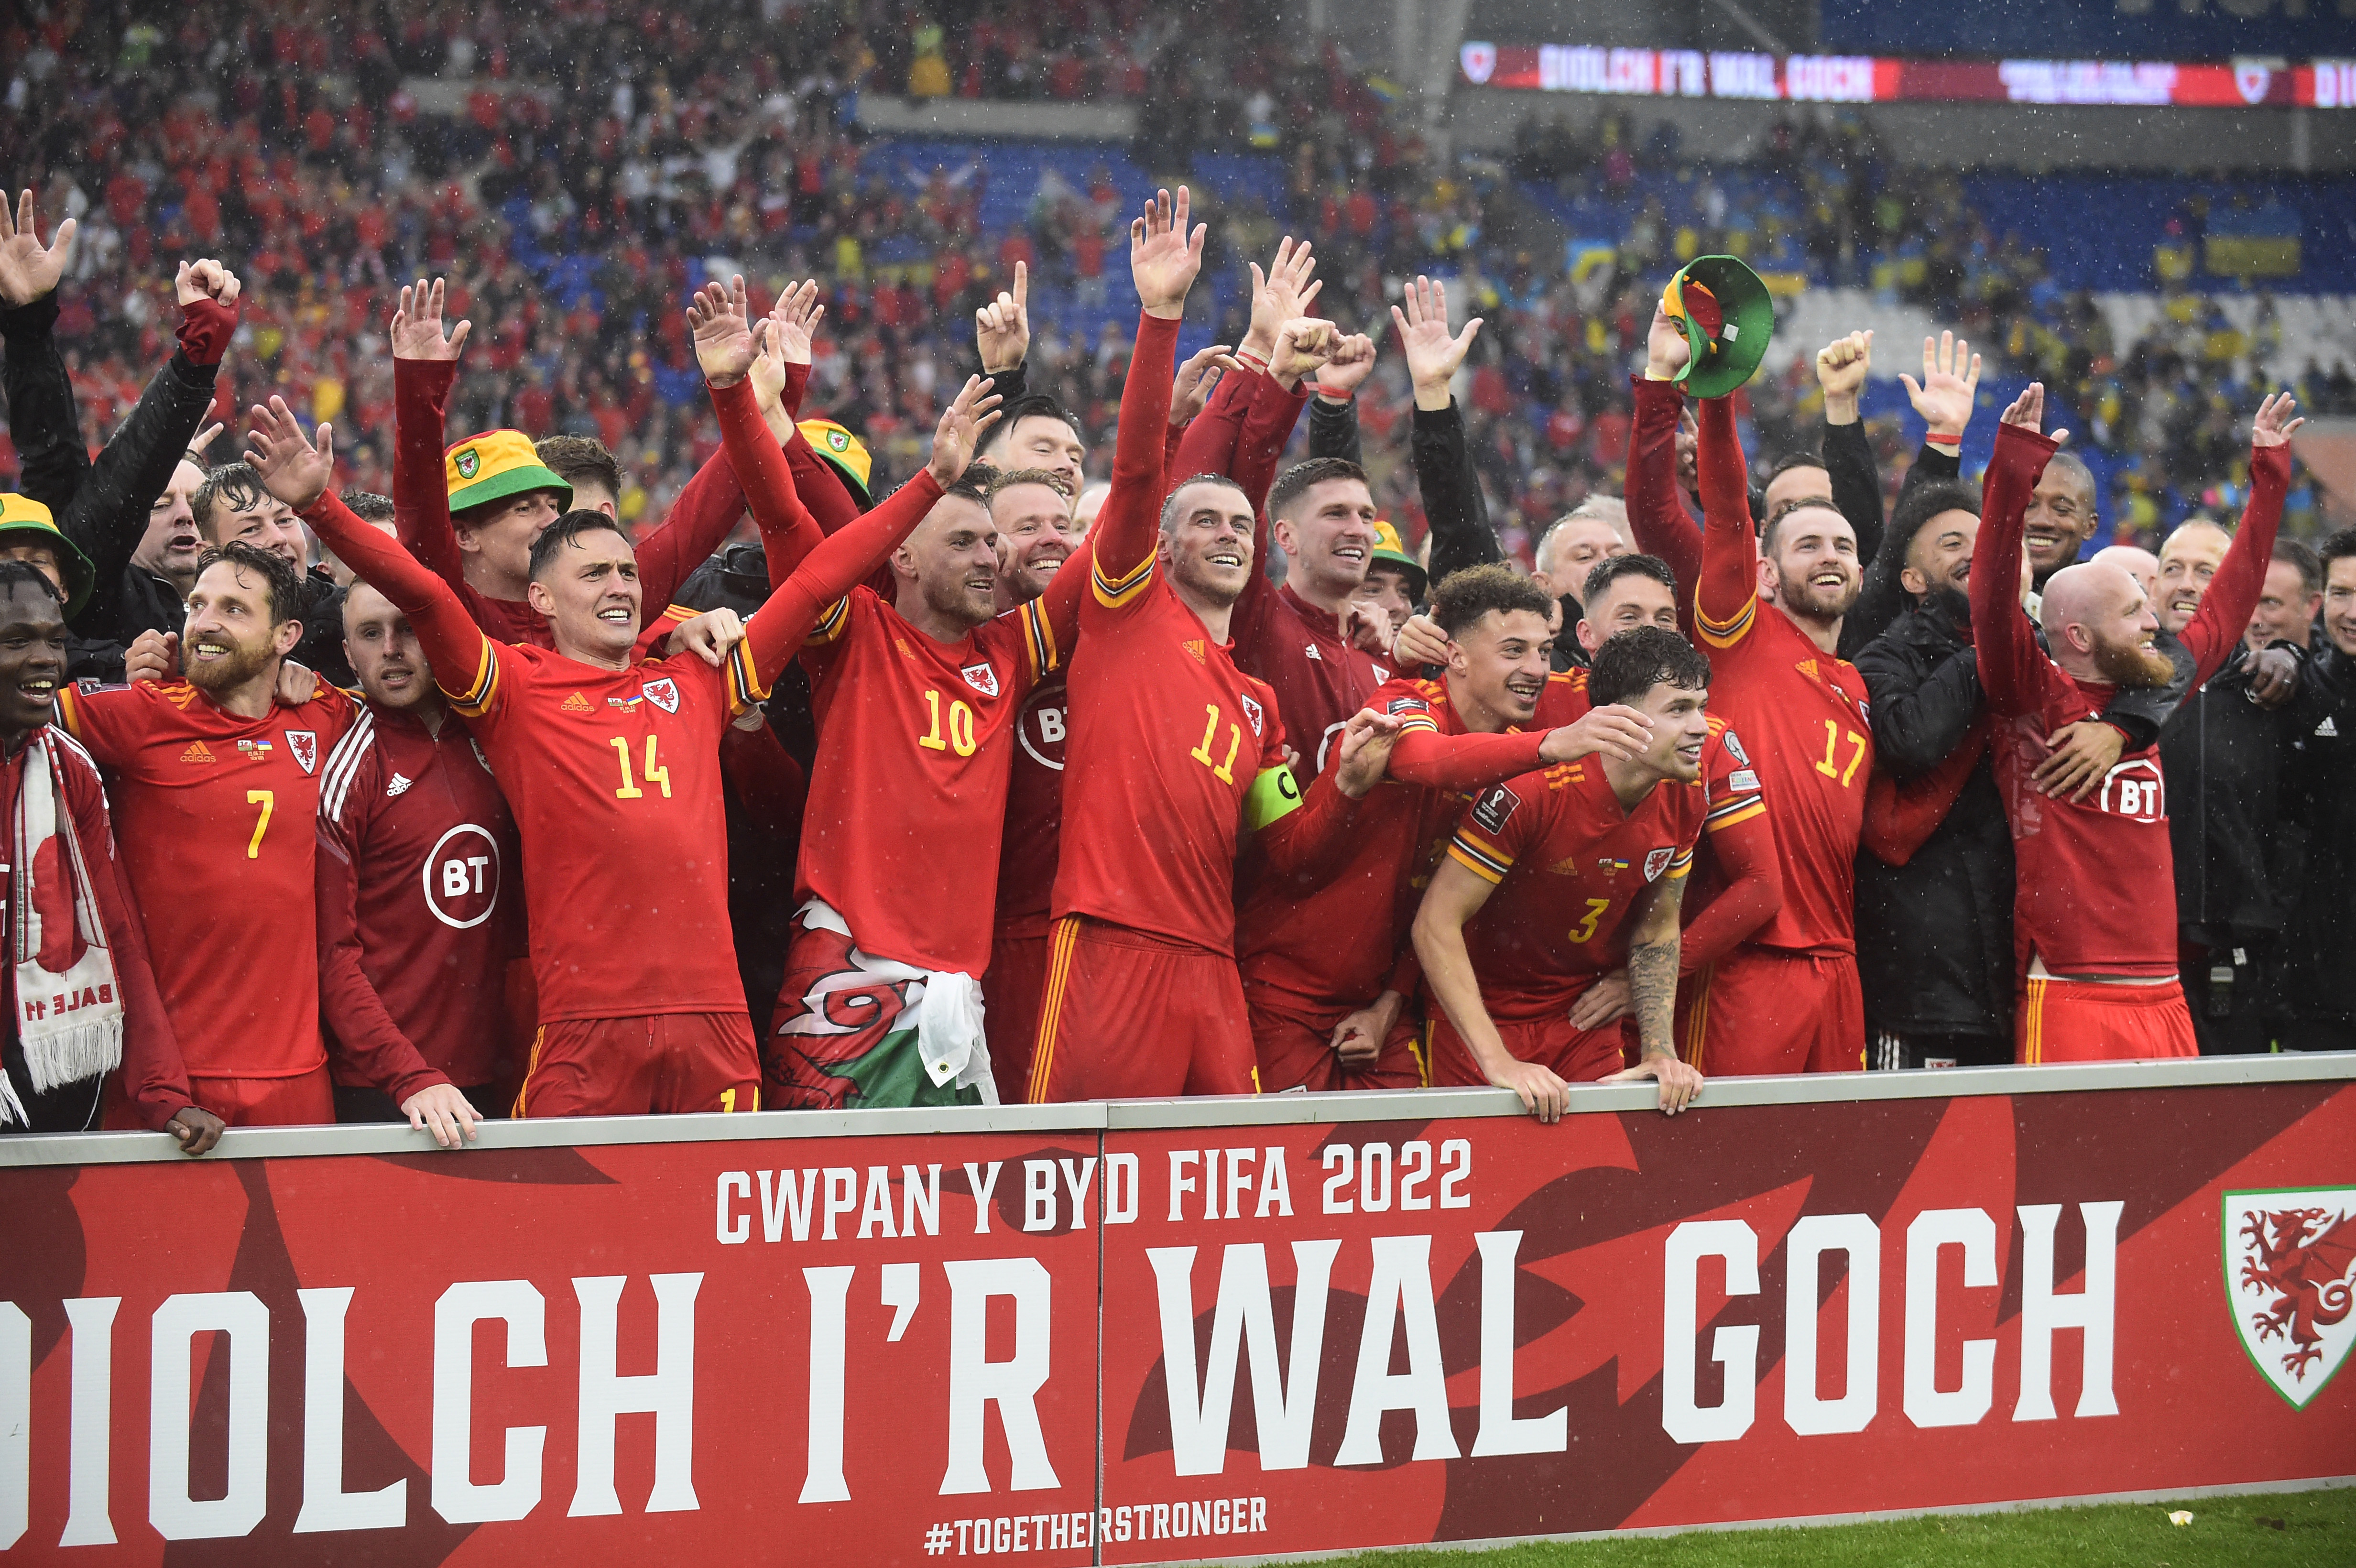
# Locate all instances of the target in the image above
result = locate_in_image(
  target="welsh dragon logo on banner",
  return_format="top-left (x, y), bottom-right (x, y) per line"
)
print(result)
top-left (2225, 1187), bottom-right (2356, 1408)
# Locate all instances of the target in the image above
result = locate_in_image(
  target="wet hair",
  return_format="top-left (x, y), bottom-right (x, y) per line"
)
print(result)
top-left (1586, 624), bottom-right (1711, 708)
top-left (190, 461), bottom-right (272, 541)
top-left (1761, 496), bottom-right (1851, 556)
top-left (986, 466), bottom-right (1073, 503)
top-left (2273, 538), bottom-right (2321, 594)
top-left (0, 559), bottom-right (64, 610)
top-left (979, 393), bottom-right (1085, 457)
top-left (1767, 449), bottom-right (1827, 480)
top-left (1427, 562), bottom-right (1554, 637)
top-left (1886, 479), bottom-right (1981, 574)
top-left (1581, 552), bottom-right (1678, 610)
top-left (2321, 525), bottom-right (2356, 578)
top-left (1267, 457), bottom-right (1368, 523)
top-left (339, 489), bottom-right (396, 524)
top-left (1158, 474), bottom-right (1250, 536)
top-left (194, 540), bottom-right (305, 625)
top-left (526, 509), bottom-right (631, 581)
top-left (535, 434), bottom-right (626, 500)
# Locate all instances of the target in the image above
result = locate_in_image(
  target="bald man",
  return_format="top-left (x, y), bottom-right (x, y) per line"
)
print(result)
top-left (1970, 386), bottom-right (2298, 1063)
top-left (2151, 516), bottom-right (2307, 1053)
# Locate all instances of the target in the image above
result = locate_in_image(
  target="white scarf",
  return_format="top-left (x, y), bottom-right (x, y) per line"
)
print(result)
top-left (2, 731), bottom-right (125, 1127)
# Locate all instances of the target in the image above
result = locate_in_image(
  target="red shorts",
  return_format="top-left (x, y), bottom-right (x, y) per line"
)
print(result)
top-left (1026, 916), bottom-right (1254, 1102)
top-left (1421, 1007), bottom-right (1629, 1089)
top-left (1678, 948), bottom-right (1864, 1076)
top-left (983, 927), bottom-right (1050, 1098)
top-left (1247, 988), bottom-right (1423, 1094)
top-left (114, 1067), bottom-right (334, 1129)
top-left (2017, 976), bottom-right (2198, 1063)
top-left (517, 1012), bottom-right (760, 1118)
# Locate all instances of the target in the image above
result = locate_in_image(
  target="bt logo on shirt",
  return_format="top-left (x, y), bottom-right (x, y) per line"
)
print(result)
top-left (2097, 758), bottom-right (2166, 824)
top-left (424, 823), bottom-right (503, 929)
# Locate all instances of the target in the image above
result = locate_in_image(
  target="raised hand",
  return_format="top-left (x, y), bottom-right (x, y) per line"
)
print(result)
top-left (974, 259), bottom-right (1029, 373)
top-left (1269, 317), bottom-right (1339, 389)
top-left (1130, 186), bottom-right (1205, 320)
top-left (187, 420), bottom-right (227, 462)
top-left (2253, 391), bottom-right (2304, 448)
top-left (1392, 610), bottom-right (1450, 668)
top-left (773, 279), bottom-right (824, 367)
top-left (1900, 331), bottom-right (1980, 440)
top-left (1170, 342), bottom-right (1242, 427)
top-left (1646, 301), bottom-right (1691, 381)
top-left (1319, 332), bottom-right (1378, 400)
top-left (688, 274), bottom-right (759, 386)
top-left (1390, 276), bottom-right (1483, 411)
top-left (0, 189), bottom-right (76, 306)
top-left (243, 397), bottom-right (336, 512)
top-left (1331, 708), bottom-right (1406, 799)
top-left (1814, 329), bottom-right (1872, 420)
top-left (1998, 382), bottom-right (2068, 446)
top-left (175, 259), bottom-right (242, 308)
top-left (389, 278), bottom-right (471, 361)
top-left (927, 374), bottom-right (1005, 487)
top-left (124, 629), bottom-right (176, 685)
top-left (1244, 236), bottom-right (1320, 360)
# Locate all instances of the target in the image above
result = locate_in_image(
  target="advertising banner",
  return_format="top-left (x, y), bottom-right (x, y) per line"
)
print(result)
top-left (1, 1060), bottom-right (2351, 1565)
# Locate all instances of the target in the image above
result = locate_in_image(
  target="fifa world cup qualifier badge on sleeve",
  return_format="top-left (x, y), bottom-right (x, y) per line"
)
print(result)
top-left (2225, 1187), bottom-right (2356, 1408)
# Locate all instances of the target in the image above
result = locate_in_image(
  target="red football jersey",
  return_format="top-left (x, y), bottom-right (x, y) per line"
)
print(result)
top-left (1973, 423), bottom-right (2287, 977)
top-left (316, 700), bottom-right (524, 1094)
top-left (993, 668), bottom-right (1068, 942)
top-left (1443, 758), bottom-right (1704, 1020)
top-left (1691, 398), bottom-right (1870, 955)
top-left (57, 678), bottom-right (355, 1078)
top-left (796, 581), bottom-right (1068, 975)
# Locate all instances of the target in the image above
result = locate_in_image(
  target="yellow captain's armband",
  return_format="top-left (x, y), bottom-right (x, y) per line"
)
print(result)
top-left (1243, 764), bottom-right (1303, 832)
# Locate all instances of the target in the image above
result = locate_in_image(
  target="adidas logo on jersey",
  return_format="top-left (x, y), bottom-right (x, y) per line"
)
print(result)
top-left (1182, 639), bottom-right (1206, 663)
top-left (179, 740), bottom-right (216, 764)
top-left (559, 692), bottom-right (593, 713)
top-left (2320, 716), bottom-right (2341, 738)
top-left (1305, 643), bottom-right (1322, 661)
top-left (387, 772), bottom-right (414, 798)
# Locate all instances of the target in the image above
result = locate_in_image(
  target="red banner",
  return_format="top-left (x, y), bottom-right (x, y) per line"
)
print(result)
top-left (1454, 42), bottom-right (2349, 109)
top-left (0, 1062), bottom-right (2351, 1565)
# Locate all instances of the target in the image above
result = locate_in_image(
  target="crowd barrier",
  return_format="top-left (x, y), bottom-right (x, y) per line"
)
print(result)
top-left (1, 1054), bottom-right (2351, 1565)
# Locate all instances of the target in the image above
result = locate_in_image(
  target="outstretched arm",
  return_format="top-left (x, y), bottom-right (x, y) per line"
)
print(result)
top-left (1091, 186), bottom-right (1203, 592)
top-left (1969, 384), bottom-right (2066, 719)
top-left (1412, 852), bottom-right (1571, 1122)
top-left (692, 275), bottom-right (826, 588)
top-left (1690, 396), bottom-right (1760, 648)
top-left (388, 279), bottom-right (474, 592)
top-left (2181, 395), bottom-right (2299, 682)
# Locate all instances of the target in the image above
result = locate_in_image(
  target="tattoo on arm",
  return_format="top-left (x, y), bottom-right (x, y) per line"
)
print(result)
top-left (1627, 878), bottom-right (1686, 1060)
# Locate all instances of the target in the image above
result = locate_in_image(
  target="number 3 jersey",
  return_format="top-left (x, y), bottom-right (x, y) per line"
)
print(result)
top-left (796, 584), bottom-right (1066, 975)
top-left (443, 636), bottom-right (766, 1024)
top-left (1444, 757), bottom-right (1707, 1020)
top-left (315, 700), bottom-right (524, 1094)
top-left (57, 678), bottom-right (355, 1079)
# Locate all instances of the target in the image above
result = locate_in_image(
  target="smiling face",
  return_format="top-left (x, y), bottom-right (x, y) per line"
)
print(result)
top-left (2022, 463), bottom-right (2096, 582)
top-left (202, 484), bottom-right (310, 572)
top-left (1159, 479), bottom-right (1257, 609)
top-left (2044, 562), bottom-right (2173, 689)
top-left (136, 458), bottom-right (210, 588)
top-left (1576, 568), bottom-right (1678, 657)
top-left (1273, 476), bottom-right (1379, 601)
top-left (1900, 508), bottom-right (1978, 601)
top-left (2156, 521), bottom-right (2230, 637)
top-left (342, 580), bottom-right (437, 712)
top-left (989, 480), bottom-right (1079, 605)
top-left (1537, 516), bottom-right (1628, 600)
top-left (993, 414), bottom-right (1087, 502)
top-left (182, 559), bottom-right (300, 694)
top-left (896, 493), bottom-right (1002, 631)
top-left (524, 525), bottom-right (641, 660)
top-left (0, 580), bottom-right (67, 742)
top-left (1448, 607), bottom-right (1555, 728)
top-left (1762, 504), bottom-right (1861, 623)
top-left (2326, 556), bottom-right (2356, 657)
top-left (1627, 677), bottom-right (1711, 785)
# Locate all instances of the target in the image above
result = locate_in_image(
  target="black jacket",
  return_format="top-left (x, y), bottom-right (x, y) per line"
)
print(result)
top-left (2278, 643), bottom-right (2356, 1024)
top-left (1853, 596), bottom-right (2015, 1038)
top-left (2159, 641), bottom-right (2306, 944)
top-left (0, 291), bottom-right (221, 678)
top-left (1410, 399), bottom-right (1503, 591)
top-left (1833, 431), bottom-right (1961, 658)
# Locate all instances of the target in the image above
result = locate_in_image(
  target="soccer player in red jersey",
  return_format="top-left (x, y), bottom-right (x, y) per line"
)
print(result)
top-left (766, 453), bottom-right (1082, 1110)
top-left (1679, 387), bottom-right (1874, 1076)
top-left (1971, 384), bottom-right (2297, 1062)
top-left (315, 577), bottom-right (526, 1145)
top-left (1240, 564), bottom-right (1654, 1094)
top-left (0, 562), bottom-right (218, 1151)
top-left (57, 542), bottom-right (356, 1125)
top-left (1025, 187), bottom-right (1399, 1104)
top-left (385, 277), bottom-right (748, 651)
top-left (1413, 627), bottom-right (1714, 1121)
top-left (246, 295), bottom-right (1003, 1117)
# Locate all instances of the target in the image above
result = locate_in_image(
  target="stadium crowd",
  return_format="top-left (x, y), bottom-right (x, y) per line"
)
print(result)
top-left (0, 156), bottom-right (2350, 1156)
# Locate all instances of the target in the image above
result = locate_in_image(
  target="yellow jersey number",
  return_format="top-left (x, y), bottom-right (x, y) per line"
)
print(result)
top-left (611, 735), bottom-right (673, 800)
top-left (919, 689), bottom-right (979, 757)
top-left (1814, 720), bottom-right (1868, 788)
top-left (1189, 702), bottom-right (1243, 784)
